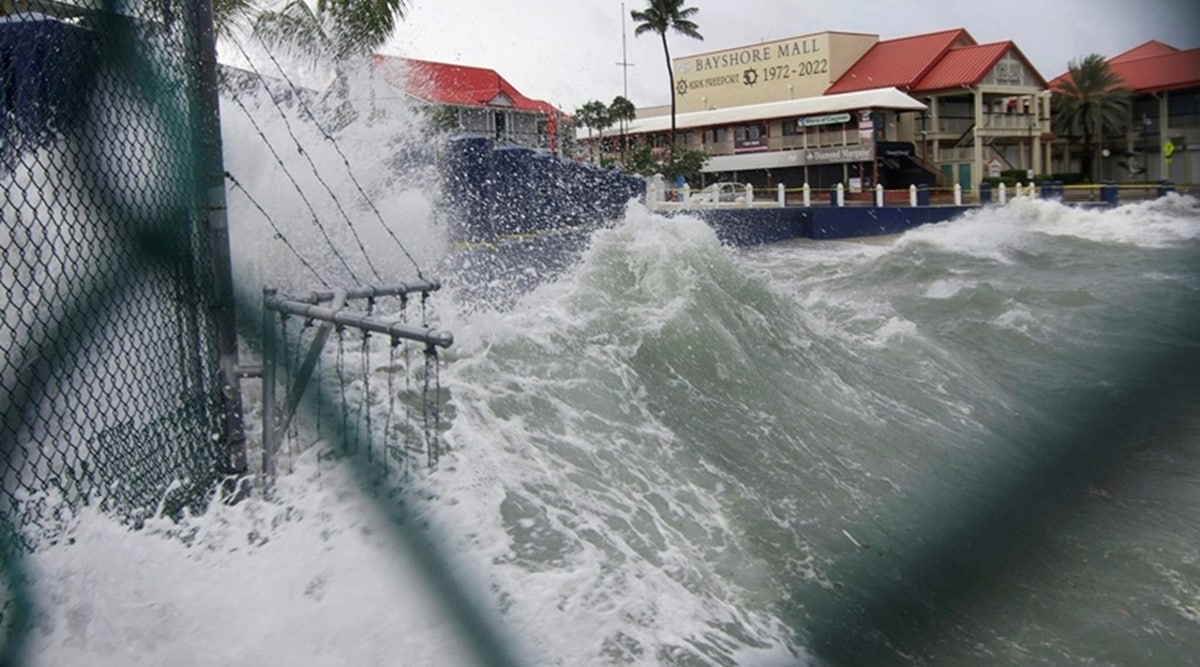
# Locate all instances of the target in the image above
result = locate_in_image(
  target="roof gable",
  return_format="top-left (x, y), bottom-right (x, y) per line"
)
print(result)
top-left (1049, 44), bottom-right (1200, 94)
top-left (1109, 40), bottom-right (1180, 64)
top-left (372, 55), bottom-right (561, 115)
top-left (826, 28), bottom-right (975, 94)
top-left (1108, 47), bottom-right (1200, 93)
top-left (914, 41), bottom-right (1046, 91)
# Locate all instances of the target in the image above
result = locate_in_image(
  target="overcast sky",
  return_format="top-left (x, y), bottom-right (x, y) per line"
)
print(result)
top-left (383, 0), bottom-right (1200, 111)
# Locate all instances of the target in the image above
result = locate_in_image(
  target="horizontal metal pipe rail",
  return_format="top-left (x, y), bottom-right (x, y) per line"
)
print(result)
top-left (261, 284), bottom-right (453, 481)
top-left (290, 281), bottom-right (443, 305)
top-left (263, 295), bottom-right (454, 349)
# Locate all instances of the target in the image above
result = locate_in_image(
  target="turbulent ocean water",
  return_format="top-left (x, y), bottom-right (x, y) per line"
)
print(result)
top-left (14, 85), bottom-right (1200, 665)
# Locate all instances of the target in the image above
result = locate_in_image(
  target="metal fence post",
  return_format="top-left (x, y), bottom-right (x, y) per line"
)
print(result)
top-left (190, 0), bottom-right (248, 481)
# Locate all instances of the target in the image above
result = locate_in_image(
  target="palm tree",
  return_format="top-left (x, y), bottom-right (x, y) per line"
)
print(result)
top-left (249, 0), bottom-right (407, 124)
top-left (630, 0), bottom-right (702, 162)
top-left (609, 95), bottom-right (637, 164)
top-left (575, 100), bottom-right (610, 164)
top-left (1052, 54), bottom-right (1131, 182)
top-left (213, 0), bottom-right (257, 37)
top-left (253, 0), bottom-right (408, 63)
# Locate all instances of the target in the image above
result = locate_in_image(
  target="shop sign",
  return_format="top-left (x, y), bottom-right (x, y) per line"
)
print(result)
top-left (804, 144), bottom-right (874, 165)
top-left (800, 112), bottom-right (851, 127)
top-left (735, 136), bottom-right (770, 153)
top-left (877, 142), bottom-right (913, 158)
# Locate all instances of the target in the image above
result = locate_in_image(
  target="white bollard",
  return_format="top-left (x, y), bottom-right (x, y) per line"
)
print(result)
top-left (954, 183), bottom-right (962, 206)
top-left (803, 182), bottom-right (811, 207)
top-left (1016, 181), bottom-right (1023, 199)
top-left (909, 184), bottom-right (918, 207)
top-left (998, 182), bottom-right (1007, 204)
top-left (778, 183), bottom-right (786, 207)
top-left (647, 185), bottom-right (658, 210)
top-left (875, 183), bottom-right (884, 207)
top-left (744, 183), bottom-right (754, 207)
top-left (836, 182), bottom-right (845, 207)
top-left (681, 184), bottom-right (691, 207)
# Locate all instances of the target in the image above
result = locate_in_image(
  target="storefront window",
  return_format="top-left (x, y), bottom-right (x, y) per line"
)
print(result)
top-left (703, 127), bottom-right (729, 144)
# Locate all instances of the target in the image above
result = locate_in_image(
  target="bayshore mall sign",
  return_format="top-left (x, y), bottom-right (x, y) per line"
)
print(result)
top-left (671, 31), bottom-right (879, 113)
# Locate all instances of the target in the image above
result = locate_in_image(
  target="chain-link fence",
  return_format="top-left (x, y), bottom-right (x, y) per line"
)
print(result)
top-left (1, 0), bottom-right (243, 644)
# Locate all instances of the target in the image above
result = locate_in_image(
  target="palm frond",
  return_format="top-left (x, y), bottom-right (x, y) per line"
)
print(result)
top-left (213, 0), bottom-right (258, 37)
top-left (1051, 52), bottom-right (1132, 179)
top-left (253, 0), bottom-right (333, 65)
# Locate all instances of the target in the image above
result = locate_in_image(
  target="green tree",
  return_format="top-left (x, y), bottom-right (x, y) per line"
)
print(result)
top-left (213, 0), bottom-right (257, 37)
top-left (426, 105), bottom-right (460, 133)
top-left (1051, 54), bottom-right (1131, 182)
top-left (574, 99), bottom-right (611, 164)
top-left (623, 139), bottom-right (708, 183)
top-left (630, 0), bottom-right (702, 162)
top-left (663, 143), bottom-right (708, 183)
top-left (608, 95), bottom-right (637, 163)
top-left (248, 0), bottom-right (407, 125)
top-left (253, 0), bottom-right (408, 63)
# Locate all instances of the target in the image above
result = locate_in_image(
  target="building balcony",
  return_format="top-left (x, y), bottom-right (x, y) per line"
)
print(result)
top-left (932, 114), bottom-right (1048, 139)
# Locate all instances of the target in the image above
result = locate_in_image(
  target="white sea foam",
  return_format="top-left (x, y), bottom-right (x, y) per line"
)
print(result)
top-left (22, 448), bottom-right (482, 666)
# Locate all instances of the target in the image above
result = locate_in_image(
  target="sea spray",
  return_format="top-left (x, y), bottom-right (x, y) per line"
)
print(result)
top-left (17, 64), bottom-right (1200, 665)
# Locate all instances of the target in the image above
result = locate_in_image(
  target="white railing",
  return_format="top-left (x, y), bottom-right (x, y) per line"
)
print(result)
top-left (937, 117), bottom-right (973, 135)
top-left (982, 114), bottom-right (1044, 132)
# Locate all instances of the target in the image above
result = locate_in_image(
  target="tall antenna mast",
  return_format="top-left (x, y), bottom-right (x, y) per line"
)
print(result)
top-left (616, 2), bottom-right (634, 98)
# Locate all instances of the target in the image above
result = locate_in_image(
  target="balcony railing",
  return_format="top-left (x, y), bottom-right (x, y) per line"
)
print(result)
top-left (937, 115), bottom-right (1047, 135)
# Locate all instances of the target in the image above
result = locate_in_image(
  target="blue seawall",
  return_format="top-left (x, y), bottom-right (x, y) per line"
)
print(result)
top-left (679, 205), bottom-right (976, 244)
top-left (438, 135), bottom-right (644, 303)
top-left (440, 135), bottom-right (644, 244)
top-left (0, 16), bottom-right (96, 169)
top-left (439, 136), bottom-right (977, 249)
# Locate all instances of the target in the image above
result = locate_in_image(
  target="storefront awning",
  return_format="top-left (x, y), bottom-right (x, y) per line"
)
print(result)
top-left (601, 87), bottom-right (927, 138)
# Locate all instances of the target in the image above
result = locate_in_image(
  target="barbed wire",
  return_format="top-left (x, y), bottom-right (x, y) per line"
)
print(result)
top-left (225, 36), bottom-right (388, 284)
top-left (223, 87), bottom-right (363, 284)
top-left (224, 170), bottom-right (332, 289)
top-left (235, 34), bottom-right (429, 282)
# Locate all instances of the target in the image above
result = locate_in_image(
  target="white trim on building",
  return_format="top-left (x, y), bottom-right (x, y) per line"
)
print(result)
top-left (575, 87), bottom-right (927, 140)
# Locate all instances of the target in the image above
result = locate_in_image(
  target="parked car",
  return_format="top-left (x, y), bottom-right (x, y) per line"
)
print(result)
top-left (690, 182), bottom-right (744, 204)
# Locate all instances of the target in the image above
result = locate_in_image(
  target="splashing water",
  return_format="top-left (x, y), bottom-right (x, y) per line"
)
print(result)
top-left (16, 66), bottom-right (1200, 666)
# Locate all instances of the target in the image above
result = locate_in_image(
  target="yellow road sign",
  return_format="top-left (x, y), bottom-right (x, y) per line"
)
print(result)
top-left (1163, 139), bottom-right (1176, 158)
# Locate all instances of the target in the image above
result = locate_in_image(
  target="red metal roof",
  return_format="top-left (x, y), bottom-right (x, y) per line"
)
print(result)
top-left (371, 55), bottom-right (562, 116)
top-left (1109, 40), bottom-right (1179, 64)
top-left (1048, 42), bottom-right (1200, 94)
top-left (913, 42), bottom-right (1009, 91)
top-left (912, 41), bottom-right (1047, 92)
top-left (826, 28), bottom-right (975, 94)
top-left (1107, 47), bottom-right (1200, 93)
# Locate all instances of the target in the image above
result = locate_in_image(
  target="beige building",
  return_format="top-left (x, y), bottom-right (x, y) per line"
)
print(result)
top-left (672, 32), bottom-right (877, 112)
top-left (599, 28), bottom-right (1051, 196)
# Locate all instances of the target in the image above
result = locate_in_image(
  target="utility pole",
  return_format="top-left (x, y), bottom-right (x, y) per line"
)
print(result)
top-left (616, 2), bottom-right (634, 98)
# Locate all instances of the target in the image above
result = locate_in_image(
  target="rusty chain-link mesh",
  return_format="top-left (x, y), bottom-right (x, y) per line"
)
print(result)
top-left (2, 0), bottom-right (232, 597)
